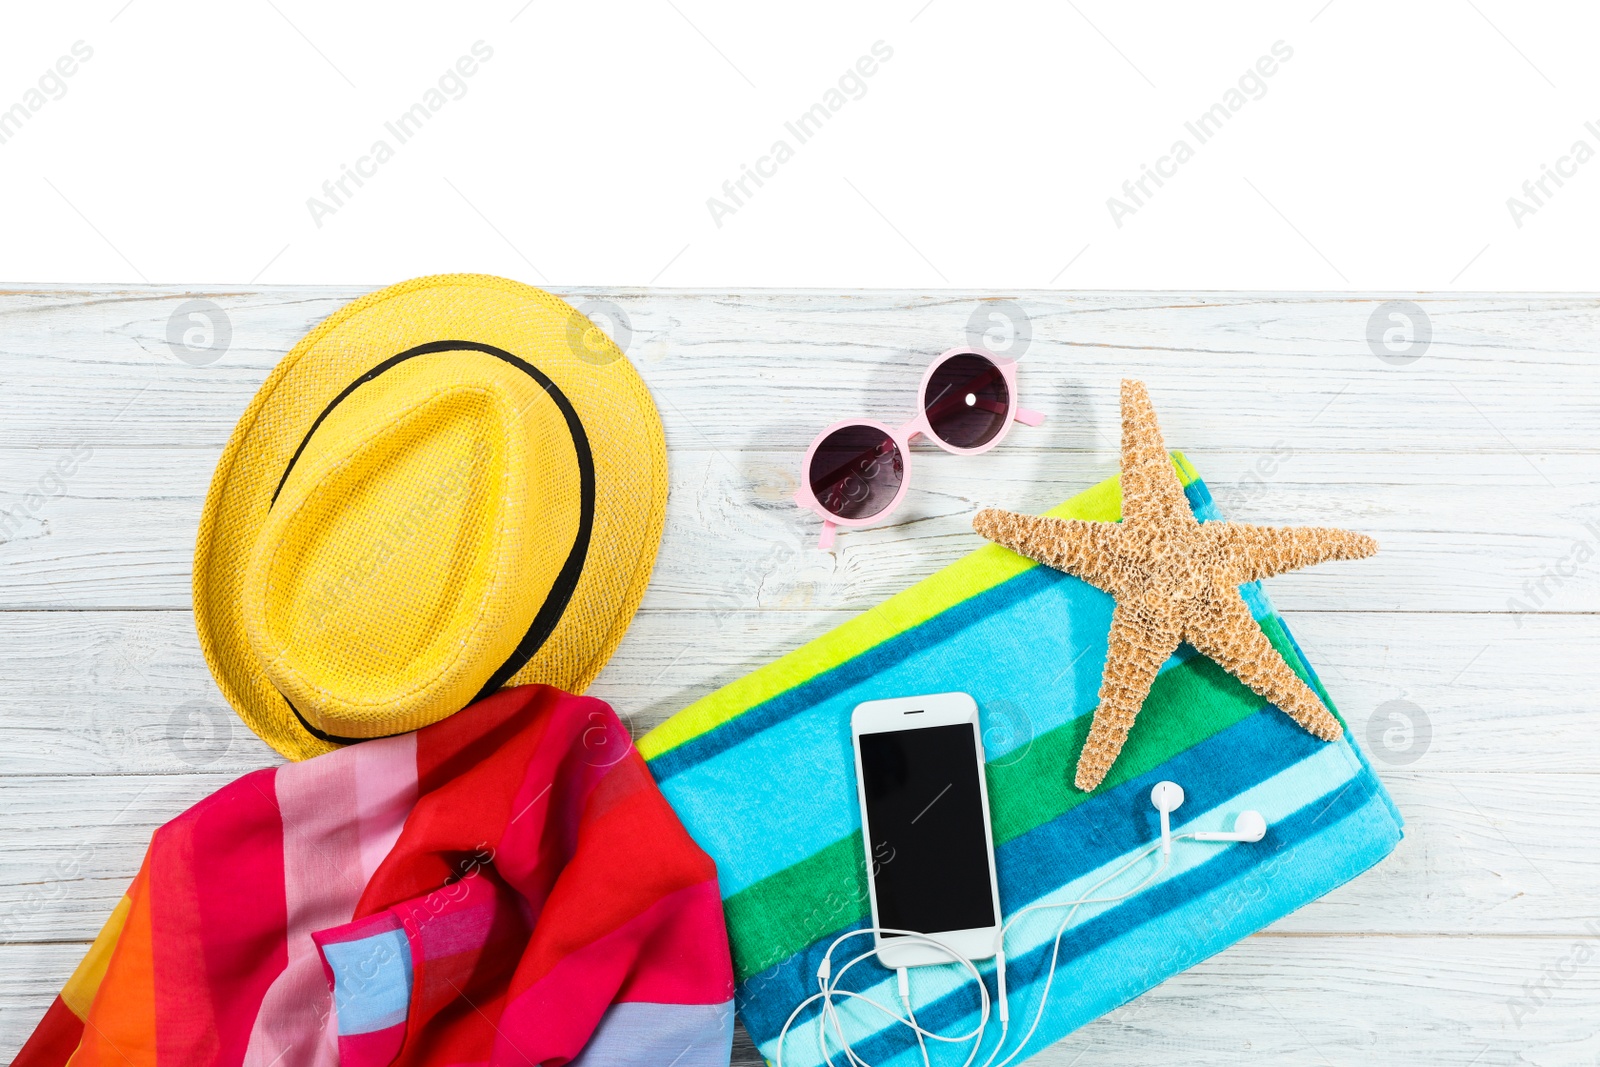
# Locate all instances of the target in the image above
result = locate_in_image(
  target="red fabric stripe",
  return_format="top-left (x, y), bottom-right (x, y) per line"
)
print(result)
top-left (12, 996), bottom-right (84, 1067)
top-left (337, 1022), bottom-right (409, 1067)
top-left (362, 686), bottom-right (558, 914)
top-left (495, 879), bottom-right (733, 1061)
top-left (148, 767), bottom-right (288, 1065)
top-left (506, 754), bottom-right (718, 992)
top-left (612, 879), bottom-right (734, 1005)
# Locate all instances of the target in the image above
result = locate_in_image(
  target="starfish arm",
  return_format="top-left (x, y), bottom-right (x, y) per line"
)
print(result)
top-left (1209, 523), bottom-right (1379, 584)
top-left (1074, 602), bottom-right (1182, 791)
top-left (973, 509), bottom-right (1130, 594)
top-left (1185, 586), bottom-right (1344, 742)
top-left (1116, 380), bottom-right (1195, 530)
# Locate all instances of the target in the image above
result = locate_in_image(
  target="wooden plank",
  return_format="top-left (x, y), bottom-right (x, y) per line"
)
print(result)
top-left (0, 609), bottom-right (1584, 777)
top-left (0, 765), bottom-right (1590, 943)
top-left (1, 288), bottom-right (1597, 452)
top-left (3, 447), bottom-right (1595, 613)
top-left (1060, 934), bottom-right (1600, 1066)
top-left (0, 774), bottom-right (233, 945)
top-left (3, 934), bottom-right (1596, 1065)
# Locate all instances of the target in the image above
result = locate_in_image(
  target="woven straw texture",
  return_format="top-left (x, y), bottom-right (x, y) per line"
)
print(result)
top-left (974, 379), bottom-right (1376, 791)
top-left (194, 274), bottom-right (667, 760)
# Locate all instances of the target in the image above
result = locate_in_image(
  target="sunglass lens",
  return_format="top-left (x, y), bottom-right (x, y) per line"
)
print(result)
top-left (923, 352), bottom-right (1010, 449)
top-left (808, 425), bottom-right (904, 520)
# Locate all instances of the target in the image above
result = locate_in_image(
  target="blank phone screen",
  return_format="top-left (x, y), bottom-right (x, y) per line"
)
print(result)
top-left (858, 723), bottom-right (996, 937)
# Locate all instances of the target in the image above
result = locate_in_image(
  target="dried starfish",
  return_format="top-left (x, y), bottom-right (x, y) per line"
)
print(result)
top-left (974, 380), bottom-right (1378, 791)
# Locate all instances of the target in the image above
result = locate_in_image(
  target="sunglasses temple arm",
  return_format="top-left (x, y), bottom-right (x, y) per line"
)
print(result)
top-left (1014, 406), bottom-right (1046, 427)
top-left (818, 520), bottom-right (837, 550)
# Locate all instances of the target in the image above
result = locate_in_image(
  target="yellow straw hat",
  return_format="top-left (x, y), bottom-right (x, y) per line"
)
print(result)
top-left (193, 274), bottom-right (667, 761)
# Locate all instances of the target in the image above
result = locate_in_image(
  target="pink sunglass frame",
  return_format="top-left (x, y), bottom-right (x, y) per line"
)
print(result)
top-left (793, 347), bottom-right (1044, 549)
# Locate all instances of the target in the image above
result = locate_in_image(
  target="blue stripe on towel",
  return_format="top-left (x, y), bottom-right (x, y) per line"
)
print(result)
top-left (735, 708), bottom-right (1348, 1042)
top-left (760, 767), bottom-right (1391, 1067)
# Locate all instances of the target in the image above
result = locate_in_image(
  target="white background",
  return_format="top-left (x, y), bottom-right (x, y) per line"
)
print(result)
top-left (2, 1), bottom-right (1597, 290)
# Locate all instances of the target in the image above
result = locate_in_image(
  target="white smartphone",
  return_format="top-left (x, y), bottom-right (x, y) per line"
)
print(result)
top-left (851, 691), bottom-right (1003, 968)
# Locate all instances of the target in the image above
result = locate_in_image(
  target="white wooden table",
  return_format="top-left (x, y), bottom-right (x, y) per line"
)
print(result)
top-left (2, 287), bottom-right (1596, 1066)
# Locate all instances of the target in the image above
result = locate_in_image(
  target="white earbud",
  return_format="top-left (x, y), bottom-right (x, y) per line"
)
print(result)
top-left (1149, 781), bottom-right (1184, 855)
top-left (1193, 809), bottom-right (1268, 842)
top-left (1152, 781), bottom-right (1269, 849)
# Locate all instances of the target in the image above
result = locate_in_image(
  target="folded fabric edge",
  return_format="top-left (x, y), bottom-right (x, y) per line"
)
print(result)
top-left (639, 454), bottom-right (1201, 763)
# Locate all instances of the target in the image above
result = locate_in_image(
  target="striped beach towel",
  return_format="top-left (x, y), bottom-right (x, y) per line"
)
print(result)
top-left (18, 685), bottom-right (735, 1067)
top-left (640, 455), bottom-right (1402, 1067)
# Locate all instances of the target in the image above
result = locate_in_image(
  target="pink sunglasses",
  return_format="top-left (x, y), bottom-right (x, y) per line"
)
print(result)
top-left (794, 347), bottom-right (1044, 548)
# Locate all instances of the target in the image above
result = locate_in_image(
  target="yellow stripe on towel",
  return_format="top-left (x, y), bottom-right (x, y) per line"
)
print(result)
top-left (638, 454), bottom-right (1200, 760)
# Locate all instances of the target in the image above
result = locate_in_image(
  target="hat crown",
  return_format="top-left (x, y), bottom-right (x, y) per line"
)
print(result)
top-left (240, 354), bottom-right (579, 740)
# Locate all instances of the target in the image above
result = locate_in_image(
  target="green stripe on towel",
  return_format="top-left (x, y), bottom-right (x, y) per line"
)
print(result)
top-left (638, 455), bottom-right (1202, 762)
top-left (722, 618), bottom-right (1331, 982)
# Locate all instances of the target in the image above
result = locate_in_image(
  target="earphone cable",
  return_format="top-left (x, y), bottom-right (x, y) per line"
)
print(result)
top-left (779, 832), bottom-right (1205, 1067)
top-left (777, 930), bottom-right (991, 1067)
top-left (982, 838), bottom-right (1180, 1067)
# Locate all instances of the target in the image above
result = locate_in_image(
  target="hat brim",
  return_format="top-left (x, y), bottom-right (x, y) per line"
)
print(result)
top-left (194, 275), bottom-right (668, 761)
